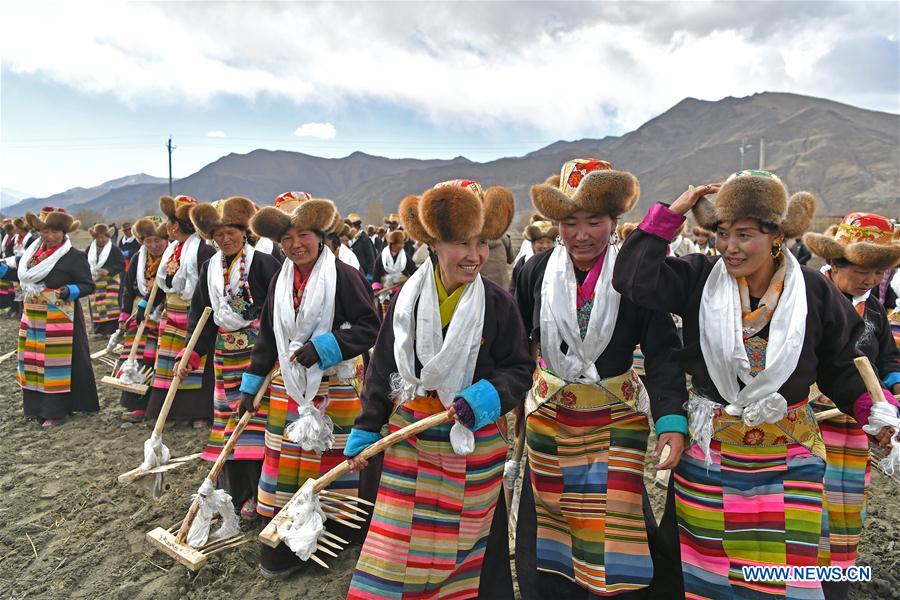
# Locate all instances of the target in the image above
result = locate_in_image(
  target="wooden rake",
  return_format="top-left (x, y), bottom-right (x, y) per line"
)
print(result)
top-left (0, 349), bottom-right (17, 365)
top-left (258, 409), bottom-right (455, 568)
top-left (854, 356), bottom-right (900, 484)
top-left (118, 306), bottom-right (212, 490)
top-left (145, 367), bottom-right (278, 570)
top-left (101, 282), bottom-right (160, 396)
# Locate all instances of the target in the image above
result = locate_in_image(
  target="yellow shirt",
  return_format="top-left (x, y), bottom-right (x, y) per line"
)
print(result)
top-left (434, 266), bottom-right (468, 329)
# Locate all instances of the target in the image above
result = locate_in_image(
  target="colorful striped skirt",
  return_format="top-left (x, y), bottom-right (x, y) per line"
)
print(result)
top-left (811, 396), bottom-right (870, 569)
top-left (0, 279), bottom-right (15, 308)
top-left (889, 309), bottom-right (900, 349)
top-left (152, 299), bottom-right (207, 390)
top-left (256, 374), bottom-right (361, 518)
top-left (348, 395), bottom-right (507, 600)
top-left (18, 300), bottom-right (74, 394)
top-left (525, 368), bottom-right (654, 596)
top-left (201, 326), bottom-right (268, 462)
top-left (676, 402), bottom-right (826, 600)
top-left (117, 308), bottom-right (161, 368)
top-left (89, 276), bottom-right (120, 326)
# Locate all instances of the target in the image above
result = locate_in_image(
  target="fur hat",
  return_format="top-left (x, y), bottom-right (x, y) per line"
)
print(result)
top-left (133, 217), bottom-right (168, 243)
top-left (12, 217), bottom-right (27, 230)
top-left (89, 223), bottom-right (110, 238)
top-left (616, 222), bottom-right (638, 241)
top-left (274, 191), bottom-right (311, 214)
top-left (25, 206), bottom-right (79, 233)
top-left (160, 195), bottom-right (198, 222)
top-left (386, 230), bottom-right (406, 245)
top-left (252, 198), bottom-right (338, 242)
top-left (531, 158), bottom-right (639, 221)
top-left (804, 212), bottom-right (900, 270)
top-left (2, 222), bottom-right (13, 233)
top-left (366, 225), bottom-right (376, 235)
top-left (692, 170), bottom-right (816, 239)
top-left (524, 220), bottom-right (558, 241)
top-left (189, 196), bottom-right (256, 240)
top-left (403, 180), bottom-right (515, 244)
top-left (346, 213), bottom-right (362, 225)
top-left (385, 213), bottom-right (399, 224)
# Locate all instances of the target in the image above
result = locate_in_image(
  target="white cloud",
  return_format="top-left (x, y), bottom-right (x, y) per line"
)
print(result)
top-left (206, 130), bottom-right (226, 137)
top-left (0, 3), bottom-right (896, 138)
top-left (293, 122), bottom-right (336, 140)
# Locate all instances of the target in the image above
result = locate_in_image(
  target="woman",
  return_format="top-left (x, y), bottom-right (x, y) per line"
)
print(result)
top-left (174, 197), bottom-right (281, 517)
top-left (371, 228), bottom-right (416, 317)
top-left (803, 212), bottom-right (900, 600)
top-left (514, 159), bottom-right (688, 599)
top-left (87, 223), bottom-right (126, 336)
top-left (117, 217), bottom-right (169, 422)
top-left (508, 218), bottom-right (557, 294)
top-left (0, 207), bottom-right (98, 427)
top-left (240, 198), bottom-right (379, 579)
top-left (344, 180), bottom-right (534, 599)
top-left (146, 195), bottom-right (217, 427)
top-left (612, 170), bottom-right (899, 600)
top-left (117, 221), bottom-right (142, 267)
top-left (692, 225), bottom-right (716, 256)
top-left (0, 221), bottom-right (17, 313)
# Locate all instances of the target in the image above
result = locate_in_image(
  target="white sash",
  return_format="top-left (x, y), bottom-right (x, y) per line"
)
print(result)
top-left (88, 240), bottom-right (112, 280)
top-left (17, 238), bottom-right (73, 299)
top-left (156, 234), bottom-right (201, 300)
top-left (392, 258), bottom-right (484, 454)
top-left (514, 239), bottom-right (533, 265)
top-left (539, 244), bottom-right (621, 384)
top-left (255, 236), bottom-right (274, 255)
top-left (380, 246), bottom-right (407, 275)
top-left (338, 244), bottom-right (360, 269)
top-left (207, 244), bottom-right (256, 332)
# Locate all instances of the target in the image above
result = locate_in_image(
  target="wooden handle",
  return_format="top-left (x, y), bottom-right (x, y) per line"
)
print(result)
top-left (174, 367), bottom-right (277, 543)
top-left (127, 281), bottom-right (160, 362)
top-left (815, 408), bottom-right (843, 422)
top-left (313, 409), bottom-right (453, 494)
top-left (151, 306), bottom-right (213, 438)
top-left (261, 408), bottom-right (454, 546)
top-left (0, 349), bottom-right (16, 364)
top-left (853, 356), bottom-right (886, 405)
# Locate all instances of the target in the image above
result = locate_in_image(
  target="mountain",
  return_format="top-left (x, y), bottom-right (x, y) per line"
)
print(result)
top-left (338, 92), bottom-right (899, 218)
top-left (16, 92), bottom-right (900, 222)
top-left (73, 151), bottom-right (471, 220)
top-left (0, 187), bottom-right (32, 210)
top-left (3, 174), bottom-right (169, 216)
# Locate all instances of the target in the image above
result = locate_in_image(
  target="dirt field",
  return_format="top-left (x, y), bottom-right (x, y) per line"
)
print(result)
top-left (0, 301), bottom-right (897, 598)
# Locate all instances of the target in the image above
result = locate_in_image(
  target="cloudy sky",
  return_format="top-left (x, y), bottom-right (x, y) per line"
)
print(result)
top-left (1, 1), bottom-right (897, 199)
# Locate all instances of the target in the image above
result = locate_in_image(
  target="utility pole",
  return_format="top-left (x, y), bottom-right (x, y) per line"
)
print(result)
top-left (167, 136), bottom-right (175, 196)
top-left (739, 138), bottom-right (753, 170)
top-left (759, 137), bottom-right (765, 170)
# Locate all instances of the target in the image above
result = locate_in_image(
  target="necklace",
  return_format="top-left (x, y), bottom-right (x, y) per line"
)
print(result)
top-left (223, 250), bottom-right (252, 314)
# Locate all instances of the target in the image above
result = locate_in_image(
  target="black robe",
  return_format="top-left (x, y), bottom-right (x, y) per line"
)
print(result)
top-left (145, 238), bottom-right (217, 421)
top-left (851, 292), bottom-right (900, 384)
top-left (88, 243), bottom-right (126, 335)
top-left (508, 254), bottom-right (527, 295)
top-left (117, 236), bottom-right (141, 264)
top-left (370, 247), bottom-right (417, 287)
top-left (613, 222), bottom-right (869, 414)
top-left (118, 250), bottom-right (163, 411)
top-left (350, 231), bottom-right (377, 278)
top-left (2, 244), bottom-right (99, 419)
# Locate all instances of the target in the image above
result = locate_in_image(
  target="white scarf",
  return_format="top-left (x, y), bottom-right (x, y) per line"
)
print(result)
top-left (392, 258), bottom-right (484, 454)
top-left (694, 250), bottom-right (807, 462)
top-left (273, 249), bottom-right (345, 453)
top-left (17, 237), bottom-right (73, 299)
top-left (338, 244), bottom-right (360, 269)
top-left (120, 235), bottom-right (136, 245)
top-left (1, 234), bottom-right (9, 252)
top-left (156, 234), bottom-right (202, 300)
top-left (255, 236), bottom-right (274, 255)
top-left (669, 235), bottom-right (695, 257)
top-left (18, 232), bottom-right (34, 256)
top-left (514, 239), bottom-right (533, 266)
top-left (540, 244), bottom-right (621, 385)
top-left (135, 246), bottom-right (150, 297)
top-left (207, 244), bottom-right (256, 332)
top-left (88, 239), bottom-right (112, 280)
top-left (380, 245), bottom-right (407, 275)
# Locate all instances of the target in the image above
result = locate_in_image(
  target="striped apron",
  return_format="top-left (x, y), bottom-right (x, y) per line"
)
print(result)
top-left (89, 276), bottom-right (121, 327)
top-left (256, 363), bottom-right (364, 518)
top-left (0, 279), bottom-right (15, 308)
top-left (201, 325), bottom-right (267, 462)
top-left (526, 367), bottom-right (654, 596)
top-left (151, 294), bottom-right (208, 390)
top-left (18, 298), bottom-right (75, 394)
top-left (348, 394), bottom-right (508, 600)
top-left (117, 305), bottom-right (161, 369)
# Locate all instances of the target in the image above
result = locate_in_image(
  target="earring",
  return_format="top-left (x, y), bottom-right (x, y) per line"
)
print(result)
top-left (609, 231), bottom-right (620, 246)
top-left (771, 244), bottom-right (783, 261)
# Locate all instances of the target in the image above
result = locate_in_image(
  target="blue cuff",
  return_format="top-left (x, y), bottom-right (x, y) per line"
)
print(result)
top-left (137, 298), bottom-right (148, 309)
top-left (239, 372), bottom-right (266, 395)
top-left (655, 414), bottom-right (689, 435)
top-left (311, 332), bottom-right (343, 370)
top-left (884, 372), bottom-right (900, 389)
top-left (344, 428), bottom-right (382, 458)
top-left (456, 379), bottom-right (500, 431)
top-left (0, 263), bottom-right (8, 279)
top-left (66, 284), bottom-right (80, 301)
